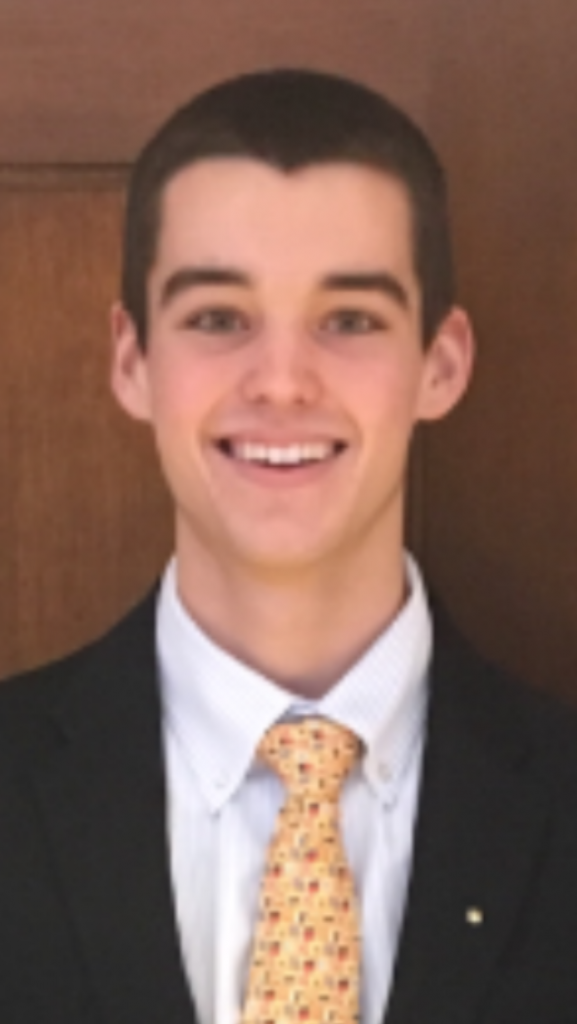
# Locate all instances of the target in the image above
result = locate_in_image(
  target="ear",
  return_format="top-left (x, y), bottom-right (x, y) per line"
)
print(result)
top-left (417, 306), bottom-right (475, 422)
top-left (109, 302), bottom-right (152, 422)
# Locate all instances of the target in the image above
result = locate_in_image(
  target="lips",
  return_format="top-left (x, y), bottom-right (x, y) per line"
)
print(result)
top-left (217, 439), bottom-right (347, 468)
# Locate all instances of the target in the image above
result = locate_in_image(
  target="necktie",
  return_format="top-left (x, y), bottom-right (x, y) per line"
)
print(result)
top-left (241, 718), bottom-right (361, 1024)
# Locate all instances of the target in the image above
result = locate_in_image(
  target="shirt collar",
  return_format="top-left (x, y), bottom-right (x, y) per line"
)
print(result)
top-left (156, 555), bottom-right (431, 813)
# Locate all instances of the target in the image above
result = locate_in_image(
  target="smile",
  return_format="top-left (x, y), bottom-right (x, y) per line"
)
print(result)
top-left (218, 440), bottom-right (346, 468)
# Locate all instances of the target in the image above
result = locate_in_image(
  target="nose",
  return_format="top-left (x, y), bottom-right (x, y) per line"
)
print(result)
top-left (240, 329), bottom-right (323, 407)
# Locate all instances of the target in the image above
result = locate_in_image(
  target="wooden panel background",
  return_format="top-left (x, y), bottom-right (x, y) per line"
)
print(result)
top-left (0, 174), bottom-right (172, 674)
top-left (424, 0), bottom-right (577, 703)
top-left (1, 0), bottom-right (577, 702)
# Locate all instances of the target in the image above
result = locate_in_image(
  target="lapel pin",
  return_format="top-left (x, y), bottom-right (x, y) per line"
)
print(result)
top-left (466, 907), bottom-right (484, 927)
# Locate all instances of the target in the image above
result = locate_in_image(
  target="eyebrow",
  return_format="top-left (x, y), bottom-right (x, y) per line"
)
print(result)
top-left (320, 272), bottom-right (410, 310)
top-left (160, 266), bottom-right (251, 308)
top-left (159, 265), bottom-right (410, 311)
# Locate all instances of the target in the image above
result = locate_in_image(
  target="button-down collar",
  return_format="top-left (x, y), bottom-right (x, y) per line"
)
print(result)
top-left (157, 555), bottom-right (431, 813)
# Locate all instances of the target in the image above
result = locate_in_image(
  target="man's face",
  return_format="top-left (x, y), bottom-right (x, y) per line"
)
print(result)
top-left (112, 159), bottom-right (471, 580)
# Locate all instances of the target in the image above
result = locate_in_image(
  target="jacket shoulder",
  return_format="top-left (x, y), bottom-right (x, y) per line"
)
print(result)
top-left (0, 590), bottom-right (158, 765)
top-left (431, 604), bottom-right (577, 779)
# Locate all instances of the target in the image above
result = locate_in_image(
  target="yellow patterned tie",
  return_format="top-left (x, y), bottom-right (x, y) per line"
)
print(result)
top-left (241, 719), bottom-right (362, 1024)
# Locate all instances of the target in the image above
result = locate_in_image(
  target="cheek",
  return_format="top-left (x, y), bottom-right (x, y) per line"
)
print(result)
top-left (347, 360), bottom-right (426, 434)
top-left (144, 350), bottom-right (215, 425)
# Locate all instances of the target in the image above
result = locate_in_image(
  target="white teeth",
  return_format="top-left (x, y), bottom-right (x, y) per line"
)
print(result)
top-left (232, 442), bottom-right (336, 466)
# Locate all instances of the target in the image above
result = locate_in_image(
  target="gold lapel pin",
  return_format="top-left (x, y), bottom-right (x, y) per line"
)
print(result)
top-left (466, 907), bottom-right (484, 926)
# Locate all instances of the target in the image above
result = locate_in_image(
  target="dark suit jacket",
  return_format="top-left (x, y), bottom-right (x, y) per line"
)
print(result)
top-left (2, 592), bottom-right (577, 1024)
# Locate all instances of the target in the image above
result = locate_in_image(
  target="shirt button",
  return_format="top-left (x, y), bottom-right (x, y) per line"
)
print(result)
top-left (378, 762), bottom-right (390, 781)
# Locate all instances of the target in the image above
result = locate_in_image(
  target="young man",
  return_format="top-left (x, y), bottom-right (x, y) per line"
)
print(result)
top-left (2, 69), bottom-right (577, 1024)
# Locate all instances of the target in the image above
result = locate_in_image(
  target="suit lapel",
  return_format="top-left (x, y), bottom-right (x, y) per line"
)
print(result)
top-left (31, 595), bottom-right (196, 1024)
top-left (385, 613), bottom-right (551, 1024)
top-left (26, 593), bottom-right (553, 1024)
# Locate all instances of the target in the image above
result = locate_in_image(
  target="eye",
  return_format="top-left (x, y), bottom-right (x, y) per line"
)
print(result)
top-left (320, 308), bottom-right (387, 336)
top-left (180, 306), bottom-right (251, 335)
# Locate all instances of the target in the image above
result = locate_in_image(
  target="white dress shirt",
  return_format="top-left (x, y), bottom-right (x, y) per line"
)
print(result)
top-left (157, 555), bottom-right (432, 1024)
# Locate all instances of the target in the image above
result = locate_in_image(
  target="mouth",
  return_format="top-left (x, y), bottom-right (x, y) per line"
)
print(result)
top-left (216, 439), bottom-right (347, 469)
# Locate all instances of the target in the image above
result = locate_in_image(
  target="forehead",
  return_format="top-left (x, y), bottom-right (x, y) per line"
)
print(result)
top-left (154, 158), bottom-right (416, 282)
top-left (156, 158), bottom-right (413, 253)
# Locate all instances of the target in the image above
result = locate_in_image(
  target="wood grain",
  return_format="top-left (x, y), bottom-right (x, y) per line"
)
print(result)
top-left (0, 182), bottom-right (171, 675)
top-left (0, 0), bottom-right (435, 162)
top-left (419, 0), bottom-right (577, 700)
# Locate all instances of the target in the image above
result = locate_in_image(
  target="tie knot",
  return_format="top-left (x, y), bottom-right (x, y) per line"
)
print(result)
top-left (258, 719), bottom-right (360, 798)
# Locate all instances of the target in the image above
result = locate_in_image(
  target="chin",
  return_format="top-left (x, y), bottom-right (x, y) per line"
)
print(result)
top-left (225, 533), bottom-right (334, 576)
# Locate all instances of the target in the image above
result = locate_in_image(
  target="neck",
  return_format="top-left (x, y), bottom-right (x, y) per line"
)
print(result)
top-left (174, 531), bottom-right (408, 700)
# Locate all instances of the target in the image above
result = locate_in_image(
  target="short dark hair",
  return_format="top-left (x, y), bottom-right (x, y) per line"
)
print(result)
top-left (122, 68), bottom-right (454, 346)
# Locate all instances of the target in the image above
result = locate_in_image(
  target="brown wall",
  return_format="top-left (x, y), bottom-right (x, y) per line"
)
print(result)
top-left (0, 172), bottom-right (172, 673)
top-left (2, 0), bottom-right (577, 701)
